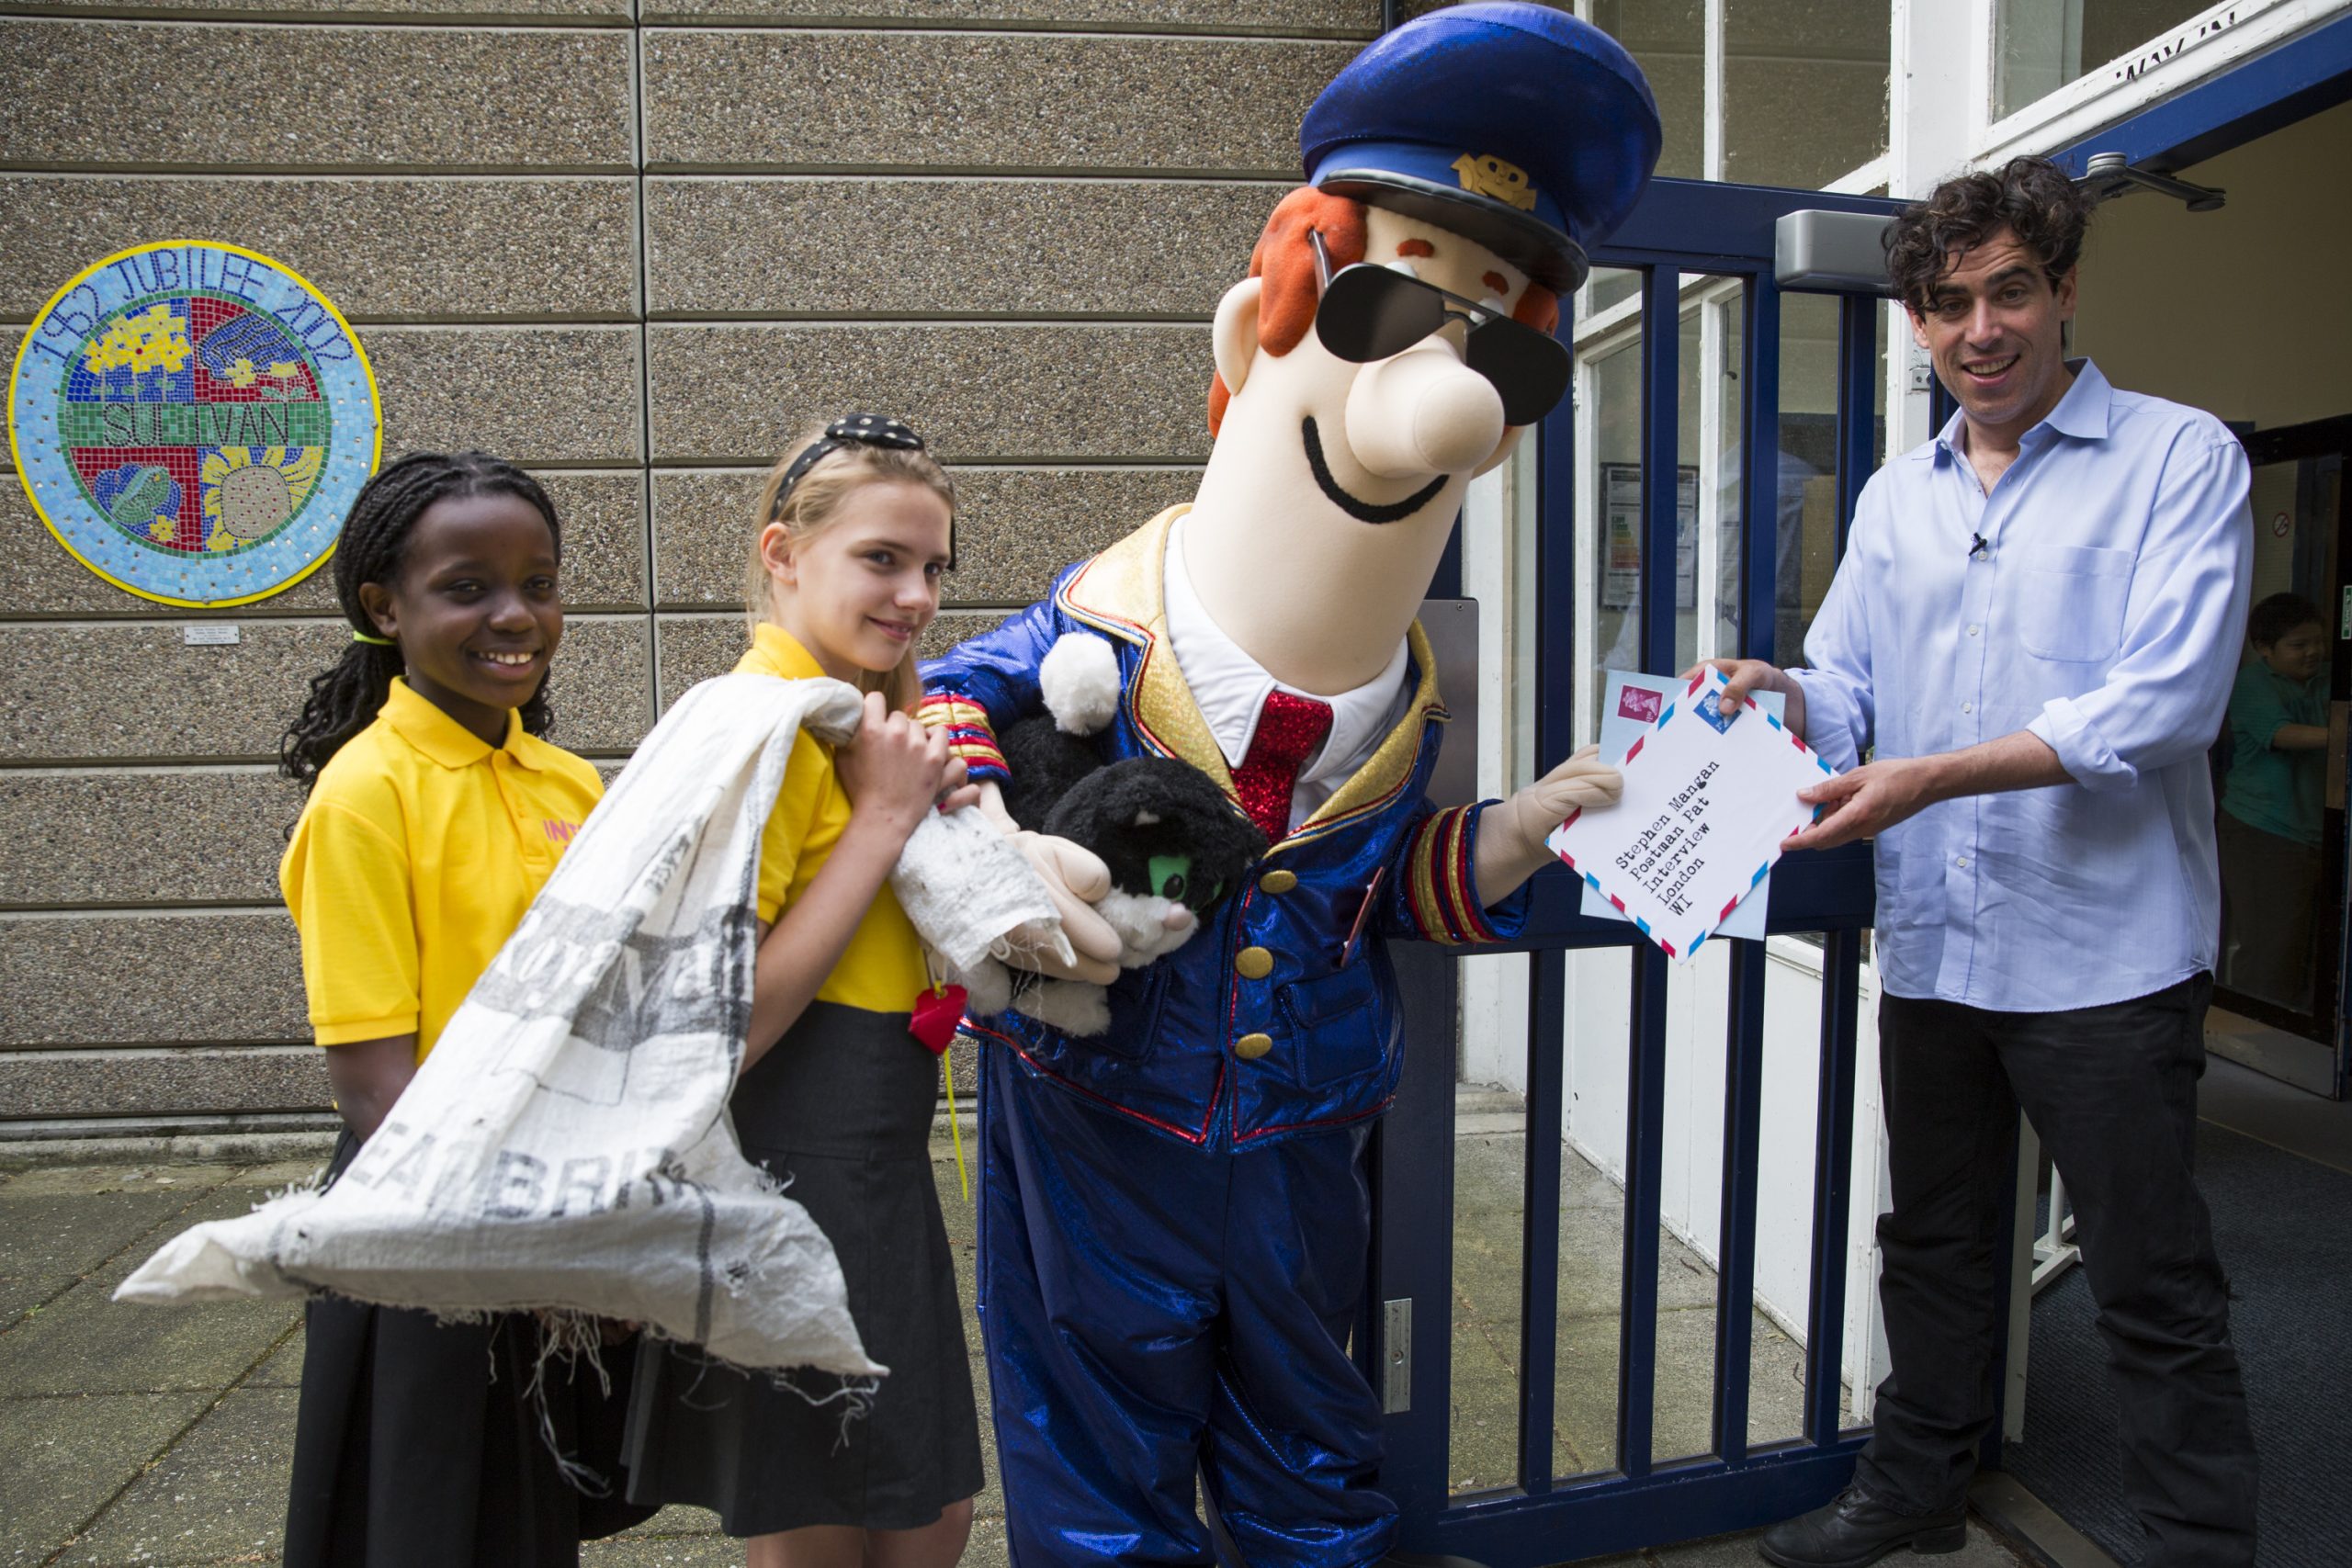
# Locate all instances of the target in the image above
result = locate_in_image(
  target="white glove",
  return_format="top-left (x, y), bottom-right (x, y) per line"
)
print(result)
top-left (968, 782), bottom-right (1122, 985)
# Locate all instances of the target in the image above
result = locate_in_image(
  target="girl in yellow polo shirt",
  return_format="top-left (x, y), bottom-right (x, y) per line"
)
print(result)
top-left (277, 450), bottom-right (649, 1568)
top-left (623, 416), bottom-right (985, 1568)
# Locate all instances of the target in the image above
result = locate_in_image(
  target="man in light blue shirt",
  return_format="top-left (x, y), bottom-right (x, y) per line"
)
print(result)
top-left (1711, 158), bottom-right (2257, 1568)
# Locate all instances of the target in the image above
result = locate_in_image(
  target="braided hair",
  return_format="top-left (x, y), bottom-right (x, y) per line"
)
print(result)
top-left (279, 450), bottom-right (563, 794)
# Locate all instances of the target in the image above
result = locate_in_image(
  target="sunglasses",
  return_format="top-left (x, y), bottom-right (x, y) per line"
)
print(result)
top-left (1308, 230), bottom-right (1570, 426)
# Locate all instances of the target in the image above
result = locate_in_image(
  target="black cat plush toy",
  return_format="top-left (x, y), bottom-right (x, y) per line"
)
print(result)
top-left (953, 634), bottom-right (1266, 1035)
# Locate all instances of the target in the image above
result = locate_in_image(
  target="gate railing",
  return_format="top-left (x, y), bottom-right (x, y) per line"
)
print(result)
top-left (1374, 179), bottom-right (1939, 1564)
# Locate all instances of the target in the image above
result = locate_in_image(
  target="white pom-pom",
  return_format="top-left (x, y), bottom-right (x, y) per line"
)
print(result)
top-left (1038, 634), bottom-right (1122, 736)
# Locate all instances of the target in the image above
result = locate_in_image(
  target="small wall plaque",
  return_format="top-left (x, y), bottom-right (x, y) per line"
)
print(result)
top-left (183, 624), bottom-right (241, 646)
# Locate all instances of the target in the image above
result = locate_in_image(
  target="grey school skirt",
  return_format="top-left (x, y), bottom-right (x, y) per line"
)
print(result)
top-left (621, 1000), bottom-right (984, 1536)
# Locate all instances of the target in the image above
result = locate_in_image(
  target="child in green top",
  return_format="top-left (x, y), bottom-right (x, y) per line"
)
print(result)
top-left (2218, 592), bottom-right (2329, 1006)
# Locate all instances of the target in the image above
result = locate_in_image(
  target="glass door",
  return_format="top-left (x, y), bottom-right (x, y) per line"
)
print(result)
top-left (2211, 415), bottom-right (2351, 1099)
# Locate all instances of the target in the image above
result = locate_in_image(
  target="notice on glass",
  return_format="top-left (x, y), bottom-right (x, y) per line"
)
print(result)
top-left (1599, 462), bottom-right (1699, 612)
top-left (1547, 667), bottom-right (1836, 961)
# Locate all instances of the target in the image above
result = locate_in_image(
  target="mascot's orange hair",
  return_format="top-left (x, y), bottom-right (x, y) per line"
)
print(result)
top-left (1207, 186), bottom-right (1564, 437)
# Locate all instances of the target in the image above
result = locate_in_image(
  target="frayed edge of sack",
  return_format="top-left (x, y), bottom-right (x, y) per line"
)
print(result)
top-left (528, 1313), bottom-right (622, 1496)
top-left (254, 1165), bottom-right (330, 1209)
top-left (647, 1333), bottom-right (881, 1453)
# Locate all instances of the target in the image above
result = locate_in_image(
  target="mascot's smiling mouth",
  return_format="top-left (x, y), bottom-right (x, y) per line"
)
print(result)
top-left (1301, 417), bottom-right (1450, 525)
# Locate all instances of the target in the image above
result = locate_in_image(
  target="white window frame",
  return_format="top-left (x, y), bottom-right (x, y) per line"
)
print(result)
top-left (1973, 0), bottom-right (2346, 167)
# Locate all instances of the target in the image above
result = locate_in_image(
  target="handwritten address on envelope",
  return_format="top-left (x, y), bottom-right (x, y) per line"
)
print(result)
top-left (1547, 668), bottom-right (1837, 961)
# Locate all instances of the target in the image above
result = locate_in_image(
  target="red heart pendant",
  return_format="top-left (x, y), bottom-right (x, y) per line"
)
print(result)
top-left (909, 984), bottom-right (967, 1055)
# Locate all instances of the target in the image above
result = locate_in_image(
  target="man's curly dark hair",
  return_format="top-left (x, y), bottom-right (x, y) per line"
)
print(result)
top-left (1883, 156), bottom-right (2094, 314)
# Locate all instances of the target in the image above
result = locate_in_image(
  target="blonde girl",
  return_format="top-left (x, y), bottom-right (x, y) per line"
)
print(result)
top-left (623, 416), bottom-right (984, 1568)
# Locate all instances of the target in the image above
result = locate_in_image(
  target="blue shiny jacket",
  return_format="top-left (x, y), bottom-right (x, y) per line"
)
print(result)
top-left (920, 508), bottom-right (1530, 1149)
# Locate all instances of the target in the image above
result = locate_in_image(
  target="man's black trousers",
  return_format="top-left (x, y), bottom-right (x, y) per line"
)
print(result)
top-left (1851, 973), bottom-right (2258, 1567)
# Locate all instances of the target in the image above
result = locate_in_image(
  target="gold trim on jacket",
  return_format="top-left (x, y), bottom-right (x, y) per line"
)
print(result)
top-left (1055, 505), bottom-right (1449, 852)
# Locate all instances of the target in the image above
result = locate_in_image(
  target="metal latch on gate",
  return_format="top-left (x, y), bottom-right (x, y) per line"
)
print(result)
top-left (1382, 1298), bottom-right (1411, 1413)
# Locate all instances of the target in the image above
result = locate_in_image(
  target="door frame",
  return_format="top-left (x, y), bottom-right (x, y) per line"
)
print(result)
top-left (2214, 413), bottom-right (2352, 1098)
top-left (2044, 16), bottom-right (2352, 1102)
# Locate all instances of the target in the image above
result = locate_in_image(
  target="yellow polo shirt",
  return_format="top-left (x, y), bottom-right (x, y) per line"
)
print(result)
top-left (281, 678), bottom-right (602, 1062)
top-left (742, 625), bottom-right (928, 1015)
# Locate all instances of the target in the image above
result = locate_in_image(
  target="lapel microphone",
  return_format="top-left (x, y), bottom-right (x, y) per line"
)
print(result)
top-left (1969, 533), bottom-right (1990, 560)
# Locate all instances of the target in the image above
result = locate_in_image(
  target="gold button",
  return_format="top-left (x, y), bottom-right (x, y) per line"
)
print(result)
top-left (1235, 946), bottom-right (1273, 980)
top-left (1234, 1032), bottom-right (1272, 1059)
top-left (1259, 870), bottom-right (1298, 895)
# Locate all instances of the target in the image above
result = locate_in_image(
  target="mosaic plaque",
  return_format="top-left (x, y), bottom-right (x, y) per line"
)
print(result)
top-left (9, 242), bottom-right (380, 607)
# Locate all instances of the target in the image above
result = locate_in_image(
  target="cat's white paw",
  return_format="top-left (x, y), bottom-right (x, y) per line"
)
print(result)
top-left (1012, 978), bottom-right (1113, 1037)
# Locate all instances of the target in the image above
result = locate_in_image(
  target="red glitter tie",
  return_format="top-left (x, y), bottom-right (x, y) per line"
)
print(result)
top-left (1232, 690), bottom-right (1334, 845)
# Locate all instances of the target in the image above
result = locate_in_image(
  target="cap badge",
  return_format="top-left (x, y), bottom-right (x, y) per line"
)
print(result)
top-left (1451, 153), bottom-right (1538, 211)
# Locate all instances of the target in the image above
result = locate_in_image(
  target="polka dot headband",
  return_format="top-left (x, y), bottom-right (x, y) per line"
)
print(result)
top-left (769, 413), bottom-right (928, 521)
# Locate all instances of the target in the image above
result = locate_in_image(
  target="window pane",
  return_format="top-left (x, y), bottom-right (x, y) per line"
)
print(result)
top-left (1676, 304), bottom-right (1702, 676)
top-left (1772, 294), bottom-right (1845, 668)
top-left (1590, 266), bottom-right (1644, 318)
top-left (1715, 298), bottom-right (1744, 660)
top-left (1993, 0), bottom-right (2222, 120)
top-left (1590, 333), bottom-right (1645, 722)
top-left (1582, 279), bottom-right (1713, 733)
top-left (1724, 0), bottom-right (1889, 189)
top-left (1589, 0), bottom-right (1705, 181)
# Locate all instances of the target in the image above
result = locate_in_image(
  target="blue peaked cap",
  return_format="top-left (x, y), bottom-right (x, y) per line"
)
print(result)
top-left (1301, 2), bottom-right (1662, 292)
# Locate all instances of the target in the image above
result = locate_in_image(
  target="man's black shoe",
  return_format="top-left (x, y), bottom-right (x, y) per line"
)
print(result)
top-left (1758, 1486), bottom-right (1968, 1568)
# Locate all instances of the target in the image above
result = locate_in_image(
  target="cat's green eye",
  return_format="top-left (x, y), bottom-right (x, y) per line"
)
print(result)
top-left (1147, 852), bottom-right (1193, 903)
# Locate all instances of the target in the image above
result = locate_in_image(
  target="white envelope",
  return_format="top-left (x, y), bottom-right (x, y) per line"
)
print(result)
top-left (1549, 667), bottom-right (1836, 961)
top-left (1581, 670), bottom-right (1784, 942)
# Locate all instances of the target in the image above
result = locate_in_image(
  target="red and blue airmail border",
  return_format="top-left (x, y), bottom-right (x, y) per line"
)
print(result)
top-left (10, 242), bottom-right (380, 608)
top-left (1546, 666), bottom-right (1836, 961)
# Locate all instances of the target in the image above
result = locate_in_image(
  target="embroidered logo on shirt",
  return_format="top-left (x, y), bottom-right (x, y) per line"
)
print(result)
top-left (543, 818), bottom-right (580, 844)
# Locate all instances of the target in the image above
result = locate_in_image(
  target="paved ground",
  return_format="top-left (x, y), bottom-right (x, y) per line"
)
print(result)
top-left (0, 1113), bottom-right (2023, 1568)
top-left (1444, 1103), bottom-right (1830, 1483)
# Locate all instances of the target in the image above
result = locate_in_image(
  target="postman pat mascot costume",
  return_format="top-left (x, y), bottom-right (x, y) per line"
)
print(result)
top-left (921, 8), bottom-right (1659, 1563)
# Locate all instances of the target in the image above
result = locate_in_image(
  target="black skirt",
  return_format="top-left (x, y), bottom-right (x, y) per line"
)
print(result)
top-left (283, 1131), bottom-right (657, 1568)
top-left (623, 1000), bottom-right (984, 1536)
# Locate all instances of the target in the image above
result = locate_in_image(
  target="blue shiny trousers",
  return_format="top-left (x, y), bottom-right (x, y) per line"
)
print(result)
top-left (978, 1043), bottom-right (1396, 1567)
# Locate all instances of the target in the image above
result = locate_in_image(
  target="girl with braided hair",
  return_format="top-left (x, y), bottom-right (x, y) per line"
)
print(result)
top-left (279, 448), bottom-right (560, 791)
top-left (277, 449), bottom-right (651, 1567)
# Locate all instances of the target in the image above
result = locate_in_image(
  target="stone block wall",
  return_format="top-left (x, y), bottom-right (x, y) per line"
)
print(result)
top-left (0, 1), bottom-right (1381, 1137)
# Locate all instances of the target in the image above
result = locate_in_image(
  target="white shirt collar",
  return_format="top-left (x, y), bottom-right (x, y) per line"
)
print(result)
top-left (1162, 513), bottom-right (1411, 787)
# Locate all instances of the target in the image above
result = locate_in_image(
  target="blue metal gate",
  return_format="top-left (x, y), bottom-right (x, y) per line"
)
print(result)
top-left (1374, 176), bottom-right (1923, 1564)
